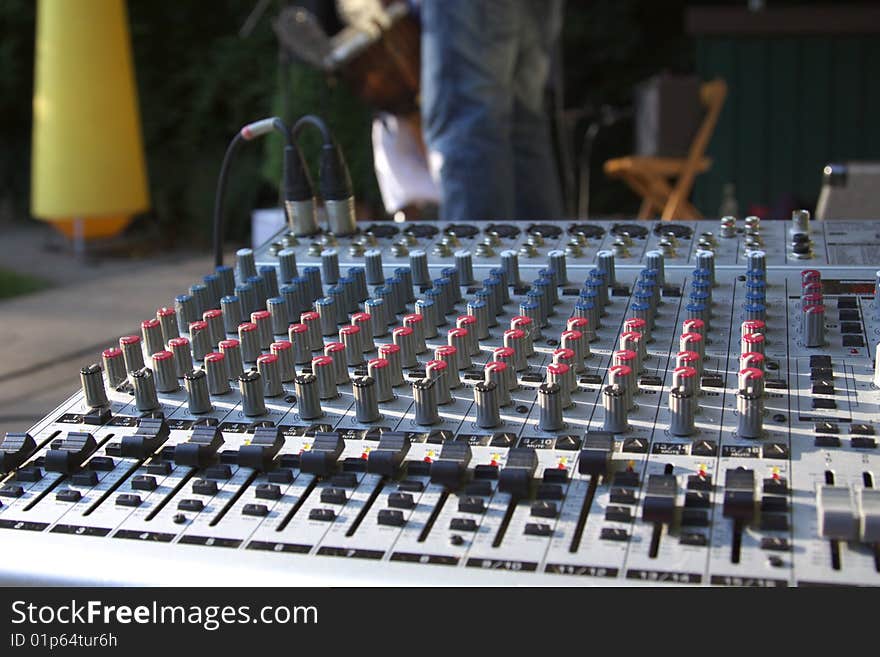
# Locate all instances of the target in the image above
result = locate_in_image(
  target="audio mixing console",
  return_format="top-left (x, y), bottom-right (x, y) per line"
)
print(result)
top-left (3, 213), bottom-right (880, 586)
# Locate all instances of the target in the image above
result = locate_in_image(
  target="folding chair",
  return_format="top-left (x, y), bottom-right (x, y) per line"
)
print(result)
top-left (603, 78), bottom-right (727, 221)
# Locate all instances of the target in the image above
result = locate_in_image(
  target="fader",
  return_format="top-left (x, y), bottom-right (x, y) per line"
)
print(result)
top-left (3, 214), bottom-right (880, 586)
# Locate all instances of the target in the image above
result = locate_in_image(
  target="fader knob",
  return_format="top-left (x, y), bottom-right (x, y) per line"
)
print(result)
top-left (294, 374), bottom-right (323, 420)
top-left (80, 364), bottom-right (109, 408)
top-left (412, 377), bottom-right (440, 426)
top-left (537, 383), bottom-right (564, 432)
top-left (239, 370), bottom-right (267, 417)
top-left (185, 369), bottom-right (212, 414)
top-left (353, 376), bottom-right (381, 423)
top-left (131, 367), bottom-right (160, 412)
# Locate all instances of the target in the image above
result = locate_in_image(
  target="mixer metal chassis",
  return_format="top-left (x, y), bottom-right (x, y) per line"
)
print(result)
top-left (2, 217), bottom-right (879, 587)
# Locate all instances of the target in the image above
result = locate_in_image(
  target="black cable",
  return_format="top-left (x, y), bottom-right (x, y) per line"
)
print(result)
top-left (292, 114), bottom-right (332, 143)
top-left (212, 117), bottom-right (294, 268)
top-left (212, 132), bottom-right (244, 268)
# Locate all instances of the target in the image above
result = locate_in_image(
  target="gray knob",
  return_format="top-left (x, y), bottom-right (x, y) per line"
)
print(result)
top-left (466, 300), bottom-right (490, 340)
top-left (409, 250), bottom-right (431, 287)
top-left (236, 247), bottom-right (257, 281)
top-left (493, 347), bottom-right (518, 391)
top-left (596, 250), bottom-right (616, 285)
top-left (313, 356), bottom-right (338, 400)
top-left (560, 330), bottom-right (585, 373)
top-left (185, 368), bottom-right (212, 414)
top-left (609, 363), bottom-right (635, 411)
top-left (736, 367), bottom-right (764, 439)
top-left (239, 370), bottom-right (267, 417)
top-left (339, 325), bottom-right (364, 366)
top-left (602, 384), bottom-right (627, 434)
top-left (190, 283), bottom-right (211, 318)
top-left (803, 304), bottom-right (825, 348)
top-left (250, 310), bottom-right (273, 349)
top-left (364, 249), bottom-right (384, 286)
top-left (447, 328), bottom-right (471, 369)
top-left (202, 310), bottom-right (225, 347)
top-left (746, 250), bottom-right (766, 274)
top-left (368, 357), bottom-right (394, 402)
top-left (259, 265), bottom-right (279, 300)
top-left (545, 363), bottom-right (573, 409)
top-left (175, 294), bottom-right (198, 335)
top-left (278, 248), bottom-right (298, 284)
top-left (102, 347), bottom-right (127, 388)
top-left (303, 266), bottom-right (323, 303)
top-left (413, 377), bottom-right (440, 426)
top-left (547, 249), bottom-right (568, 285)
top-left (427, 359), bottom-right (452, 405)
top-left (403, 313), bottom-right (427, 354)
top-left (141, 319), bottom-right (165, 359)
top-left (454, 250), bottom-right (475, 286)
top-left (484, 361), bottom-right (510, 406)
top-left (204, 352), bottom-right (230, 395)
top-left (152, 351), bottom-right (179, 393)
top-left (189, 321), bottom-right (212, 361)
top-left (645, 250), bottom-right (665, 285)
top-left (270, 341), bottom-right (296, 382)
top-left (474, 381), bottom-right (501, 429)
top-left (220, 295), bottom-right (244, 335)
top-left (378, 344), bottom-right (404, 387)
top-left (537, 383), bottom-right (564, 432)
top-left (238, 322), bottom-right (261, 364)
top-left (257, 354), bottom-right (283, 398)
top-left (234, 283), bottom-right (257, 317)
top-left (503, 328), bottom-right (527, 372)
top-left (294, 373), bottom-right (322, 420)
top-left (321, 249), bottom-right (340, 285)
top-left (365, 298), bottom-right (388, 337)
top-left (324, 343), bottom-right (350, 385)
top-left (352, 312), bottom-right (375, 353)
top-left (219, 339), bottom-right (244, 380)
top-left (131, 367), bottom-right (160, 412)
top-left (203, 274), bottom-right (221, 308)
top-left (456, 315), bottom-right (480, 356)
top-left (500, 249), bottom-right (521, 287)
top-left (267, 297), bottom-right (289, 337)
top-left (695, 249), bottom-right (715, 286)
top-left (434, 346), bottom-right (460, 389)
top-left (288, 324), bottom-right (311, 366)
top-left (518, 301), bottom-right (542, 339)
top-left (216, 264), bottom-right (235, 297)
top-left (119, 335), bottom-right (145, 375)
top-left (415, 299), bottom-right (438, 339)
top-left (156, 307), bottom-right (179, 344)
top-left (315, 297), bottom-right (337, 337)
top-left (741, 332), bottom-right (765, 355)
top-left (669, 366), bottom-right (698, 436)
top-left (300, 311), bottom-right (324, 351)
top-left (80, 363), bottom-right (109, 408)
top-left (511, 316), bottom-right (535, 356)
top-left (393, 326), bottom-right (418, 369)
top-left (353, 376), bottom-right (381, 423)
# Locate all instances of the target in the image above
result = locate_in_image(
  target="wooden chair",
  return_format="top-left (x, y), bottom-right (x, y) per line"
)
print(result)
top-left (604, 78), bottom-right (727, 221)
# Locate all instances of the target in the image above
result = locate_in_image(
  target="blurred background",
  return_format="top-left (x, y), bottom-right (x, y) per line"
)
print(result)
top-left (1, 0), bottom-right (879, 432)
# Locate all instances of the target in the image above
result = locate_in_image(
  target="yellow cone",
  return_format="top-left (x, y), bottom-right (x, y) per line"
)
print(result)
top-left (31, 0), bottom-right (149, 237)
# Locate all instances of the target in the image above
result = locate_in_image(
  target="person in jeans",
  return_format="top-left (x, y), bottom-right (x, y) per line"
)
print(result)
top-left (420, 0), bottom-right (565, 222)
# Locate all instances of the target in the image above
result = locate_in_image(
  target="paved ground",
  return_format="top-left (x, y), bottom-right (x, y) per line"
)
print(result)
top-left (0, 221), bottom-right (224, 436)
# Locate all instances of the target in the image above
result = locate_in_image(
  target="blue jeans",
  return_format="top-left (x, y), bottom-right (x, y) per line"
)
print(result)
top-left (420, 0), bottom-right (564, 222)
